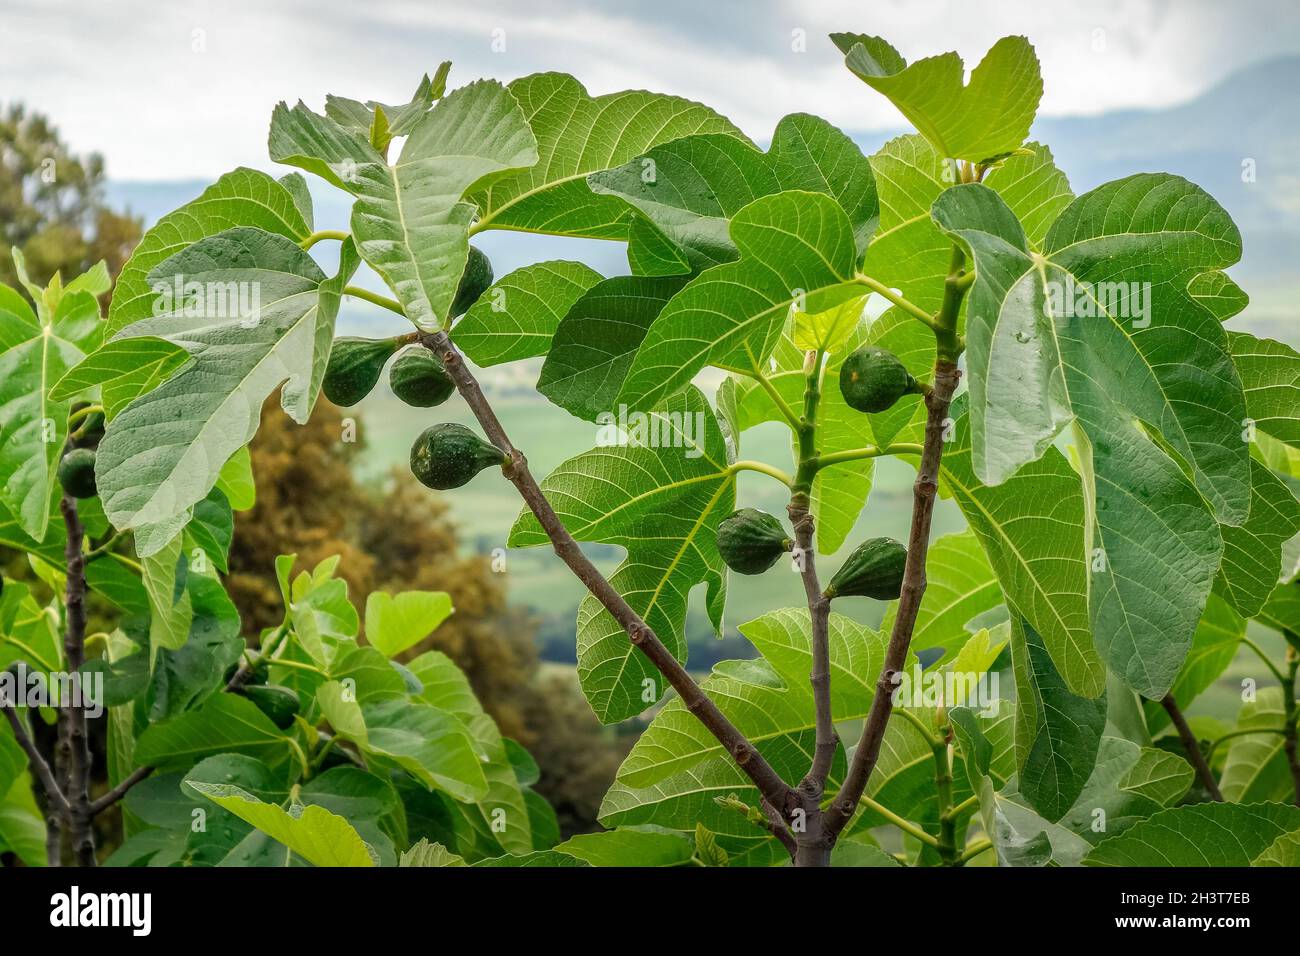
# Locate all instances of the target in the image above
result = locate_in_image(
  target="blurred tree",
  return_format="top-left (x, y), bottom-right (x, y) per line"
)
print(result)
top-left (227, 401), bottom-right (625, 834)
top-left (0, 103), bottom-right (141, 292)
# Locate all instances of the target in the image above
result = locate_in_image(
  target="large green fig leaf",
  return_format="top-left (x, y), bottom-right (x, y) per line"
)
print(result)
top-left (1085, 801), bottom-right (1300, 866)
top-left (133, 693), bottom-right (293, 769)
top-left (1011, 616), bottom-right (1107, 822)
top-left (188, 782), bottom-right (377, 867)
top-left (95, 230), bottom-right (359, 553)
top-left (1229, 331), bottom-right (1300, 447)
top-left (600, 607), bottom-right (882, 838)
top-left (0, 283), bottom-right (100, 539)
top-left (589, 112), bottom-right (876, 270)
top-left (452, 260), bottom-right (603, 367)
top-left (618, 190), bottom-right (861, 413)
top-left (467, 73), bottom-right (745, 239)
top-left (271, 81), bottom-right (537, 330)
top-left (107, 167), bottom-right (312, 336)
top-left (509, 387), bottom-right (733, 722)
top-left (537, 275), bottom-right (688, 422)
top-left (833, 34), bottom-right (1042, 165)
top-left (940, 400), bottom-right (1098, 695)
top-left (934, 179), bottom-right (1251, 698)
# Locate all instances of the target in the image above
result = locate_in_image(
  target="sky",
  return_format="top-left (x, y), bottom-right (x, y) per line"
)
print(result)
top-left (4, 0), bottom-right (1300, 180)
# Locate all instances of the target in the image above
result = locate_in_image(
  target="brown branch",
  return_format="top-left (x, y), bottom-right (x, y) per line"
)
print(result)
top-left (424, 330), bottom-right (794, 814)
top-left (59, 494), bottom-right (97, 866)
top-left (789, 351), bottom-right (835, 798)
top-left (89, 765), bottom-right (155, 816)
top-left (1282, 647), bottom-right (1300, 808)
top-left (761, 799), bottom-right (798, 859)
top-left (1, 706), bottom-right (70, 817)
top-left (826, 358), bottom-right (962, 841)
top-left (790, 501), bottom-right (834, 796)
top-left (824, 243), bottom-right (969, 843)
top-left (1160, 694), bottom-right (1224, 802)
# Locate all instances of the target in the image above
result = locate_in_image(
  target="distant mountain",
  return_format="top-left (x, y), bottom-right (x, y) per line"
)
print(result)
top-left (106, 55), bottom-right (1299, 341)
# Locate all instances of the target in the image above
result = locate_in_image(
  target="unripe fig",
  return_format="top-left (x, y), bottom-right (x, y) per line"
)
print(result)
top-left (410, 423), bottom-right (505, 490)
top-left (389, 347), bottom-right (455, 408)
top-left (58, 448), bottom-right (98, 499)
top-left (450, 245), bottom-right (494, 318)
top-left (322, 337), bottom-right (400, 407)
top-left (241, 684), bottom-right (301, 730)
top-left (825, 537), bottom-right (907, 600)
top-left (839, 346), bottom-right (917, 413)
top-left (716, 508), bottom-right (791, 575)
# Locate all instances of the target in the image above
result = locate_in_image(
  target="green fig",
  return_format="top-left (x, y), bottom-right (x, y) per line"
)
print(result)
top-left (322, 337), bottom-right (400, 407)
top-left (389, 347), bottom-right (455, 408)
top-left (839, 346), bottom-right (917, 413)
top-left (410, 423), bottom-right (505, 490)
top-left (57, 448), bottom-right (98, 499)
top-left (825, 537), bottom-right (908, 600)
top-left (716, 508), bottom-right (791, 575)
top-left (450, 245), bottom-right (494, 318)
top-left (241, 684), bottom-right (301, 730)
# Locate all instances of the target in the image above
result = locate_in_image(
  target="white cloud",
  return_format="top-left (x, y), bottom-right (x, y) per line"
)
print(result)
top-left (1, 0), bottom-right (1296, 179)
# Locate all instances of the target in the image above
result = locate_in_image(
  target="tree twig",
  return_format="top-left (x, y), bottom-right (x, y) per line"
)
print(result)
top-left (88, 766), bottom-right (154, 816)
top-left (424, 329), bottom-right (794, 815)
top-left (1, 706), bottom-right (70, 817)
top-left (1160, 693), bottom-right (1224, 802)
top-left (59, 494), bottom-right (97, 866)
top-left (789, 349), bottom-right (835, 799)
top-left (1282, 646), bottom-right (1300, 808)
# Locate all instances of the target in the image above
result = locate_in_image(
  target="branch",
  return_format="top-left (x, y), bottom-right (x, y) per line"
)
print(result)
top-left (88, 766), bottom-right (154, 816)
top-left (1160, 694), bottom-right (1224, 802)
top-left (789, 349), bottom-right (834, 797)
top-left (854, 274), bottom-right (938, 331)
top-left (957, 838), bottom-right (992, 865)
top-left (826, 247), bottom-right (970, 842)
top-left (1, 706), bottom-right (70, 817)
top-left (424, 330), bottom-right (794, 814)
top-left (716, 793), bottom-right (796, 858)
top-left (1283, 647), bottom-right (1300, 808)
top-left (59, 494), bottom-right (97, 865)
top-left (814, 442), bottom-right (923, 470)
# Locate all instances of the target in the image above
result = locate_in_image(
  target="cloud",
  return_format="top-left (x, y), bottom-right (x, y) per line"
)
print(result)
top-left (1, 0), bottom-right (1297, 179)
